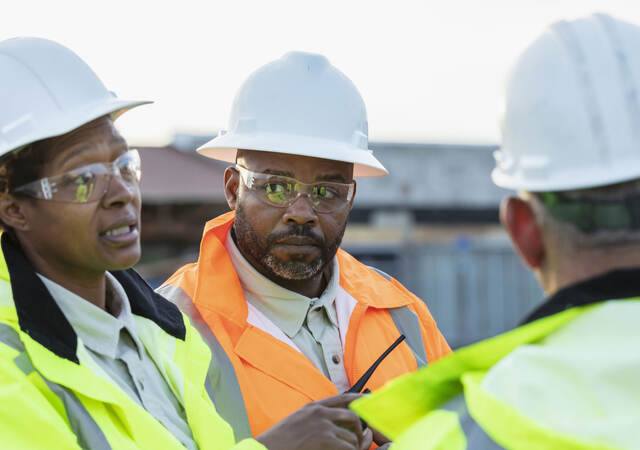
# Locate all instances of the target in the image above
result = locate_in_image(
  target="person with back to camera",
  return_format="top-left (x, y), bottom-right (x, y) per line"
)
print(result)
top-left (352, 13), bottom-right (640, 449)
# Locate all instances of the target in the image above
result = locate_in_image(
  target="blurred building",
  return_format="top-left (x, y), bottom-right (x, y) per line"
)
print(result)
top-left (136, 135), bottom-right (544, 348)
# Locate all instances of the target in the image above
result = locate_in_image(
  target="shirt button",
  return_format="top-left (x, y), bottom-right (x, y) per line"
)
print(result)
top-left (332, 354), bottom-right (341, 364)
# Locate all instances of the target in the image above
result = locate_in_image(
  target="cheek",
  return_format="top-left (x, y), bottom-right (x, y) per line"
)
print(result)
top-left (240, 199), bottom-right (282, 232)
top-left (33, 204), bottom-right (97, 242)
top-left (320, 211), bottom-right (349, 238)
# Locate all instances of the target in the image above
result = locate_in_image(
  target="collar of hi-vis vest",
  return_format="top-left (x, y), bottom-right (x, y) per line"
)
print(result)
top-left (351, 299), bottom-right (612, 440)
top-left (354, 267), bottom-right (640, 440)
top-left (521, 266), bottom-right (640, 324)
top-left (195, 211), bottom-right (414, 327)
top-left (0, 233), bottom-right (186, 364)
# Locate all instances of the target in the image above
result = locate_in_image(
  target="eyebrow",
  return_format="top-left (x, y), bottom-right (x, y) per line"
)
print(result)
top-left (261, 168), bottom-right (348, 183)
top-left (262, 168), bottom-right (295, 177)
top-left (316, 173), bottom-right (348, 183)
top-left (59, 141), bottom-right (127, 168)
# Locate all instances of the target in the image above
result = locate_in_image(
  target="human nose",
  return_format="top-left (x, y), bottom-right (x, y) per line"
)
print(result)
top-left (282, 193), bottom-right (319, 226)
top-left (101, 174), bottom-right (138, 208)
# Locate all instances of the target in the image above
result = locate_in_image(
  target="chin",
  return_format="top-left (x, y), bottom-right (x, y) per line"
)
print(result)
top-left (263, 255), bottom-right (323, 281)
top-left (104, 246), bottom-right (141, 271)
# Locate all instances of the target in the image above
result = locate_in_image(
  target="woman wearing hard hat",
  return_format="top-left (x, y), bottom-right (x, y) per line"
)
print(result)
top-left (0, 37), bottom-right (268, 449)
top-left (0, 37), bottom-right (372, 450)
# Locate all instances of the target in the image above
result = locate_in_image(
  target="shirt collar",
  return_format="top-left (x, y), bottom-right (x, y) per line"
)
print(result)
top-left (37, 272), bottom-right (145, 359)
top-left (1, 233), bottom-right (185, 364)
top-left (521, 267), bottom-right (640, 325)
top-left (225, 229), bottom-right (340, 338)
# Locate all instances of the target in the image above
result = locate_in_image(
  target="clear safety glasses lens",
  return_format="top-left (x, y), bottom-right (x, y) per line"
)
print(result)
top-left (12, 149), bottom-right (141, 203)
top-left (236, 165), bottom-right (354, 213)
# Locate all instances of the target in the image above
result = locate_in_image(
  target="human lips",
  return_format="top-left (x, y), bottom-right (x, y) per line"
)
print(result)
top-left (275, 236), bottom-right (320, 246)
top-left (99, 217), bottom-right (139, 245)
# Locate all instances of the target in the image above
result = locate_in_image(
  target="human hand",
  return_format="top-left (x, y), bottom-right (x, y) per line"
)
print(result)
top-left (255, 393), bottom-right (371, 450)
top-left (370, 427), bottom-right (391, 447)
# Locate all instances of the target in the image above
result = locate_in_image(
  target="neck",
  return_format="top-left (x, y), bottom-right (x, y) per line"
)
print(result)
top-left (17, 238), bottom-right (108, 310)
top-left (538, 244), bottom-right (640, 296)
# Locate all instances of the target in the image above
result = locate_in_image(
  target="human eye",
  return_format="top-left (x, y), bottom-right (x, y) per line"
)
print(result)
top-left (114, 152), bottom-right (141, 181)
top-left (264, 179), bottom-right (293, 204)
top-left (313, 184), bottom-right (337, 199)
top-left (264, 179), bottom-right (292, 194)
top-left (61, 170), bottom-right (97, 187)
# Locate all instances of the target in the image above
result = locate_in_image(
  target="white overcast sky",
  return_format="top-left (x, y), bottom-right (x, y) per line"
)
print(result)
top-left (3, 0), bottom-right (640, 146)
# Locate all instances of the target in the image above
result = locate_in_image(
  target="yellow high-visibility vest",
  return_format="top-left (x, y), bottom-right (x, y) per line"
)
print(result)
top-left (353, 300), bottom-right (639, 450)
top-left (0, 233), bottom-right (264, 450)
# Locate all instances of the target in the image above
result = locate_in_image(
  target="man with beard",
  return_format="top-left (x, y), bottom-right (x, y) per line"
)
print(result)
top-left (159, 51), bottom-right (451, 444)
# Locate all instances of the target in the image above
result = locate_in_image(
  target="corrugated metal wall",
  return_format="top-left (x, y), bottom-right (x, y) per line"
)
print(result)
top-left (345, 235), bottom-right (544, 349)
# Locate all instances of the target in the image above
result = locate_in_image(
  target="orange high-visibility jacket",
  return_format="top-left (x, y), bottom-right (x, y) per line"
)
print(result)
top-left (159, 212), bottom-right (451, 439)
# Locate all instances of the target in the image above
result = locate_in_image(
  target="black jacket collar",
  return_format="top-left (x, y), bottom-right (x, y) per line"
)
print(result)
top-left (521, 267), bottom-right (640, 325)
top-left (2, 233), bottom-right (185, 364)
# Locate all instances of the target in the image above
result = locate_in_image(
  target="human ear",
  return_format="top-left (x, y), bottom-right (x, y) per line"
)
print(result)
top-left (500, 196), bottom-right (545, 268)
top-left (0, 194), bottom-right (30, 231)
top-left (224, 167), bottom-right (240, 210)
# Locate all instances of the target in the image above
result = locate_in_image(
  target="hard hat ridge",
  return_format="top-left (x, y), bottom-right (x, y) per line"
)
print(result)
top-left (493, 13), bottom-right (640, 192)
top-left (0, 37), bottom-right (150, 157)
top-left (198, 51), bottom-right (388, 177)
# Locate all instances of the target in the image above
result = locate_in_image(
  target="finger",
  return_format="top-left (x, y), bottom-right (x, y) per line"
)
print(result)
top-left (323, 407), bottom-right (364, 430)
top-left (316, 393), bottom-right (363, 408)
top-left (359, 428), bottom-right (373, 450)
top-left (371, 426), bottom-right (391, 445)
top-left (333, 426), bottom-right (361, 449)
top-left (332, 411), bottom-right (365, 445)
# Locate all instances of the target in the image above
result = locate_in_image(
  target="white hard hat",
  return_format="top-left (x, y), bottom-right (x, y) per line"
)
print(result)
top-left (197, 51), bottom-right (388, 178)
top-left (0, 37), bottom-right (150, 157)
top-left (493, 14), bottom-right (640, 192)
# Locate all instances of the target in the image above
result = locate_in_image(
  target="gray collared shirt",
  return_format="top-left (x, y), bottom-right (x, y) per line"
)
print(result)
top-left (226, 231), bottom-right (351, 392)
top-left (37, 272), bottom-right (197, 450)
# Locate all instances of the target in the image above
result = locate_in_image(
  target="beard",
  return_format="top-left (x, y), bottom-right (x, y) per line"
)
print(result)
top-left (233, 204), bottom-right (345, 281)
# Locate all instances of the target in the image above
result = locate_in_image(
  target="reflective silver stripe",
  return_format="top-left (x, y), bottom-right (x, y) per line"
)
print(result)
top-left (44, 380), bottom-right (111, 450)
top-left (157, 284), bottom-right (253, 441)
top-left (366, 266), bottom-right (429, 368)
top-left (0, 322), bottom-right (112, 449)
top-left (441, 393), bottom-right (504, 450)
top-left (388, 307), bottom-right (428, 368)
top-left (0, 321), bottom-right (24, 352)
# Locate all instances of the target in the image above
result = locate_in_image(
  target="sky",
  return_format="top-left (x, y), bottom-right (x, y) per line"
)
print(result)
top-left (3, 0), bottom-right (640, 147)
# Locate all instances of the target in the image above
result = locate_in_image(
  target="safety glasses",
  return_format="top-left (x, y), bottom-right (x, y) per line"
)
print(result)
top-left (235, 165), bottom-right (355, 213)
top-left (12, 150), bottom-right (141, 203)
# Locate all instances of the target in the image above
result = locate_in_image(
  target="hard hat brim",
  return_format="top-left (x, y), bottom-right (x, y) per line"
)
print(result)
top-left (197, 131), bottom-right (388, 178)
top-left (491, 163), bottom-right (640, 192)
top-left (1, 98), bottom-right (151, 157)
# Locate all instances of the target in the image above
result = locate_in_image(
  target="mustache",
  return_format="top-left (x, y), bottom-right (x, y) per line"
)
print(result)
top-left (266, 225), bottom-right (325, 247)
